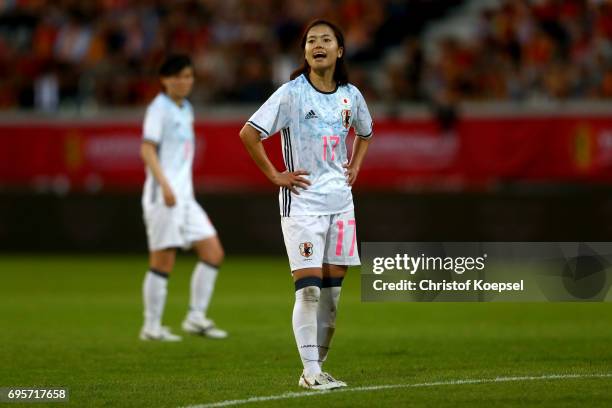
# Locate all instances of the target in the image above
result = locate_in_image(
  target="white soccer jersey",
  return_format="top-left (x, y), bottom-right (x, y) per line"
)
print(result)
top-left (142, 93), bottom-right (195, 205)
top-left (247, 73), bottom-right (373, 216)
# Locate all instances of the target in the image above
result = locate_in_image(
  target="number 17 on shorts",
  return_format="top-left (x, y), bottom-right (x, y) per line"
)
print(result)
top-left (327, 211), bottom-right (359, 266)
top-left (281, 210), bottom-right (360, 271)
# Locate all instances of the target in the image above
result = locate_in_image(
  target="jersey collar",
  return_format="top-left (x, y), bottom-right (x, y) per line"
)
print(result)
top-left (304, 73), bottom-right (338, 95)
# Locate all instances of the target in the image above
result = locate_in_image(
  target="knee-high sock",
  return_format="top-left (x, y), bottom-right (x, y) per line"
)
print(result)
top-left (188, 261), bottom-right (218, 320)
top-left (292, 277), bottom-right (322, 377)
top-left (143, 269), bottom-right (169, 332)
top-left (317, 278), bottom-right (343, 368)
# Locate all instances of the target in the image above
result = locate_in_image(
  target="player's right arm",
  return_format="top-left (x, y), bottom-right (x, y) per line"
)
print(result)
top-left (239, 124), bottom-right (310, 195)
top-left (141, 142), bottom-right (176, 207)
top-left (142, 101), bottom-right (175, 207)
top-left (241, 83), bottom-right (310, 194)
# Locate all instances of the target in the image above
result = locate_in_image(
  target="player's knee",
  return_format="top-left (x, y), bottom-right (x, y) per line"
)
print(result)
top-left (150, 264), bottom-right (172, 275)
top-left (295, 277), bottom-right (322, 302)
top-left (150, 257), bottom-right (174, 274)
top-left (214, 245), bottom-right (225, 265)
top-left (197, 239), bottom-right (224, 267)
top-left (201, 247), bottom-right (224, 267)
top-left (300, 285), bottom-right (321, 302)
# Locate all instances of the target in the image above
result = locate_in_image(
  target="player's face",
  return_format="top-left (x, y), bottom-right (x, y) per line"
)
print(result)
top-left (161, 66), bottom-right (194, 100)
top-left (304, 24), bottom-right (343, 72)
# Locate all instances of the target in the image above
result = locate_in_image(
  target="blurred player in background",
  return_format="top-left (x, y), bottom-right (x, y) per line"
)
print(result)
top-left (240, 20), bottom-right (373, 389)
top-left (140, 54), bottom-right (227, 341)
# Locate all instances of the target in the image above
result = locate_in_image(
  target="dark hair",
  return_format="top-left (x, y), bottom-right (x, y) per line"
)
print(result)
top-left (159, 54), bottom-right (192, 77)
top-left (290, 19), bottom-right (349, 85)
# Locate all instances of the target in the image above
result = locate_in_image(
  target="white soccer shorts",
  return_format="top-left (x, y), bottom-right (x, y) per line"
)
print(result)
top-left (143, 198), bottom-right (217, 251)
top-left (281, 210), bottom-right (360, 272)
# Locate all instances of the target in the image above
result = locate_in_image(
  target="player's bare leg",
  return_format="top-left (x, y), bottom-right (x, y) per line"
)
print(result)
top-left (140, 248), bottom-right (182, 341)
top-left (149, 247), bottom-right (177, 273)
top-left (183, 236), bottom-right (228, 338)
top-left (193, 235), bottom-right (225, 267)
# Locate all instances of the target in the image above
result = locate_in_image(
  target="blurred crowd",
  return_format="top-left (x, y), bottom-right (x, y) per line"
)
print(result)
top-left (2, 0), bottom-right (612, 111)
top-left (409, 0), bottom-right (612, 106)
top-left (0, 0), bottom-right (429, 111)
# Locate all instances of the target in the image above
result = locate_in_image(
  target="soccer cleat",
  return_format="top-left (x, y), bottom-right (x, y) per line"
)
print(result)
top-left (139, 326), bottom-right (182, 342)
top-left (182, 316), bottom-right (228, 339)
top-left (321, 372), bottom-right (347, 387)
top-left (298, 372), bottom-right (345, 390)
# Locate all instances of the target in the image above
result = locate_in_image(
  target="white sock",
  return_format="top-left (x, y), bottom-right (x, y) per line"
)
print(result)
top-left (317, 286), bottom-right (342, 368)
top-left (143, 270), bottom-right (168, 333)
top-left (292, 285), bottom-right (322, 377)
top-left (188, 261), bottom-right (218, 321)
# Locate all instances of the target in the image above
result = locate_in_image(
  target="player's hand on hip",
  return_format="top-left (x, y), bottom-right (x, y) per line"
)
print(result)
top-left (162, 184), bottom-right (176, 207)
top-left (343, 162), bottom-right (360, 186)
top-left (272, 170), bottom-right (311, 195)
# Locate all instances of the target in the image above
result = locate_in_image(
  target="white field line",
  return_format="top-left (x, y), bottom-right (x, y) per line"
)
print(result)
top-left (180, 372), bottom-right (612, 408)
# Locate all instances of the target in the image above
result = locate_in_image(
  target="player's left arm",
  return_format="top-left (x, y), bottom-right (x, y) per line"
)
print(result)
top-left (344, 136), bottom-right (371, 186)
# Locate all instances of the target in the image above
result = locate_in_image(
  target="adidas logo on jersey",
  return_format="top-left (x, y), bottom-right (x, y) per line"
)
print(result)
top-left (304, 110), bottom-right (318, 120)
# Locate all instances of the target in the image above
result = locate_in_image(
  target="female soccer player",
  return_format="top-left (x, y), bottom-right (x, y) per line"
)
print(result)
top-left (240, 20), bottom-right (373, 389)
top-left (140, 54), bottom-right (227, 341)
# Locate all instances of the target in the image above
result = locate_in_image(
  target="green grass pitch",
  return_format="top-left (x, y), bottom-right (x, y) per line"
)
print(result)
top-left (1, 255), bottom-right (611, 407)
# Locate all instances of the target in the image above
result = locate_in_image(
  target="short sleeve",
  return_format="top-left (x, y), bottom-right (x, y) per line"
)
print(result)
top-left (352, 88), bottom-right (373, 139)
top-left (247, 84), bottom-right (291, 140)
top-left (143, 103), bottom-right (164, 144)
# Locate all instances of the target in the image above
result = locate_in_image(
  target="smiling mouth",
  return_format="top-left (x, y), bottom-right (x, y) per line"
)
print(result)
top-left (313, 51), bottom-right (326, 60)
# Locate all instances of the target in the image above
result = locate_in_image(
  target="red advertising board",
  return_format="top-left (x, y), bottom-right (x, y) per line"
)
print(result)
top-left (1, 116), bottom-right (611, 192)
